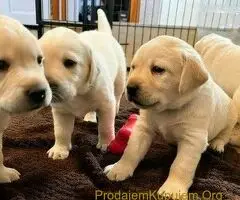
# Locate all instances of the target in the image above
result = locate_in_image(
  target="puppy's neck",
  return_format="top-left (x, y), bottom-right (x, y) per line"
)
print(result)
top-left (168, 91), bottom-right (198, 110)
top-left (154, 85), bottom-right (205, 113)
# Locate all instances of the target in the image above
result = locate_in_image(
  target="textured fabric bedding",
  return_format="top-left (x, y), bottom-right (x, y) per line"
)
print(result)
top-left (0, 98), bottom-right (240, 200)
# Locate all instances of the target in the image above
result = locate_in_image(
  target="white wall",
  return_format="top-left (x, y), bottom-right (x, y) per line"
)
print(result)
top-left (198, 0), bottom-right (240, 29)
top-left (139, 0), bottom-right (240, 29)
top-left (0, 0), bottom-right (36, 25)
top-left (0, 0), bottom-right (50, 25)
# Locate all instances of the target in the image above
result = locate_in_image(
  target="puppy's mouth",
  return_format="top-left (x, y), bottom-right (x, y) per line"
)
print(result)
top-left (130, 98), bottom-right (158, 109)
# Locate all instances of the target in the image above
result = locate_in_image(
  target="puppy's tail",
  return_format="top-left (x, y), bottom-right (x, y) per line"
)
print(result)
top-left (97, 9), bottom-right (112, 35)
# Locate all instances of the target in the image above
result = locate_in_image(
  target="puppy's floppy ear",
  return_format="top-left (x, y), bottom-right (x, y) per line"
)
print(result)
top-left (84, 45), bottom-right (100, 88)
top-left (178, 50), bottom-right (208, 94)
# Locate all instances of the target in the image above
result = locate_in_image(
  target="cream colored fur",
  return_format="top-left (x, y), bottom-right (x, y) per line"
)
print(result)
top-left (195, 33), bottom-right (240, 147)
top-left (104, 36), bottom-right (237, 198)
top-left (39, 9), bottom-right (126, 160)
top-left (0, 16), bottom-right (52, 183)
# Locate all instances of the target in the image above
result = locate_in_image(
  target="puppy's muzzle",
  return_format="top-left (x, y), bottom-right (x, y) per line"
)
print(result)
top-left (49, 82), bottom-right (58, 90)
top-left (27, 87), bottom-right (46, 108)
top-left (127, 84), bottom-right (139, 101)
top-left (49, 82), bottom-right (63, 103)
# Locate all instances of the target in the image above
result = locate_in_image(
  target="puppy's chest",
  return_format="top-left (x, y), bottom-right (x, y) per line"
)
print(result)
top-left (62, 98), bottom-right (97, 117)
top-left (151, 113), bottom-right (183, 144)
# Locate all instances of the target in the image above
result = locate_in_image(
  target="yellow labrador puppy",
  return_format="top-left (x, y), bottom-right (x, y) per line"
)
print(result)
top-left (195, 33), bottom-right (240, 146)
top-left (104, 36), bottom-right (237, 197)
top-left (0, 16), bottom-right (52, 183)
top-left (39, 9), bottom-right (126, 160)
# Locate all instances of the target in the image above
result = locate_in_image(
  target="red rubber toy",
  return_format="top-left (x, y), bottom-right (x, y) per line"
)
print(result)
top-left (108, 114), bottom-right (138, 154)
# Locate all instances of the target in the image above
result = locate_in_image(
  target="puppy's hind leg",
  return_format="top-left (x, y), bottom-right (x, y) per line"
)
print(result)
top-left (84, 112), bottom-right (97, 123)
top-left (230, 135), bottom-right (240, 147)
top-left (210, 126), bottom-right (237, 153)
top-left (233, 86), bottom-right (240, 123)
top-left (114, 68), bottom-right (126, 114)
top-left (97, 100), bottom-right (116, 152)
top-left (210, 129), bottom-right (231, 153)
top-left (229, 125), bottom-right (240, 147)
top-left (229, 88), bottom-right (240, 147)
top-left (210, 102), bottom-right (237, 153)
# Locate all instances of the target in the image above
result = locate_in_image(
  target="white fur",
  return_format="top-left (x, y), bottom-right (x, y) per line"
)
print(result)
top-left (104, 36), bottom-right (237, 198)
top-left (195, 33), bottom-right (240, 147)
top-left (0, 15), bottom-right (52, 183)
top-left (40, 9), bottom-right (126, 159)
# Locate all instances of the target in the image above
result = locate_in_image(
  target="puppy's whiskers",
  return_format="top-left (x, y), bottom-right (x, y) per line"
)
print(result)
top-left (50, 86), bottom-right (64, 103)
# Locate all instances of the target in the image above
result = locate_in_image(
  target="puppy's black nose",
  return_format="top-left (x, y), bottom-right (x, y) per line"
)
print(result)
top-left (27, 88), bottom-right (46, 104)
top-left (127, 85), bottom-right (139, 97)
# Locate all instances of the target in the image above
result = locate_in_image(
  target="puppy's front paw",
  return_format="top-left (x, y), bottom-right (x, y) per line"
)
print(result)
top-left (158, 181), bottom-right (188, 199)
top-left (96, 142), bottom-right (108, 152)
top-left (209, 138), bottom-right (225, 153)
top-left (47, 145), bottom-right (70, 160)
top-left (84, 112), bottom-right (97, 123)
top-left (97, 134), bottom-right (115, 152)
top-left (0, 166), bottom-right (20, 183)
top-left (104, 162), bottom-right (133, 181)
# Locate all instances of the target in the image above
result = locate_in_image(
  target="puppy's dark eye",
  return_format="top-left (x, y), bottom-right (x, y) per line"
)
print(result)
top-left (63, 59), bottom-right (76, 68)
top-left (37, 56), bottom-right (43, 65)
top-left (128, 65), bottom-right (135, 72)
top-left (152, 66), bottom-right (165, 74)
top-left (0, 60), bottom-right (10, 71)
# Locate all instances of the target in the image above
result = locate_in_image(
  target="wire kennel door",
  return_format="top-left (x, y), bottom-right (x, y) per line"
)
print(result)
top-left (36, 0), bottom-right (240, 65)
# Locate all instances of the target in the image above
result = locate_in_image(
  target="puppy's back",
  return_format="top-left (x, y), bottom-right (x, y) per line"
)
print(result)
top-left (195, 34), bottom-right (240, 96)
top-left (79, 9), bottom-right (125, 84)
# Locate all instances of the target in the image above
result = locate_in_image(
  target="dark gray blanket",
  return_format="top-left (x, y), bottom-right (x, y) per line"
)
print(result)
top-left (0, 98), bottom-right (240, 200)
